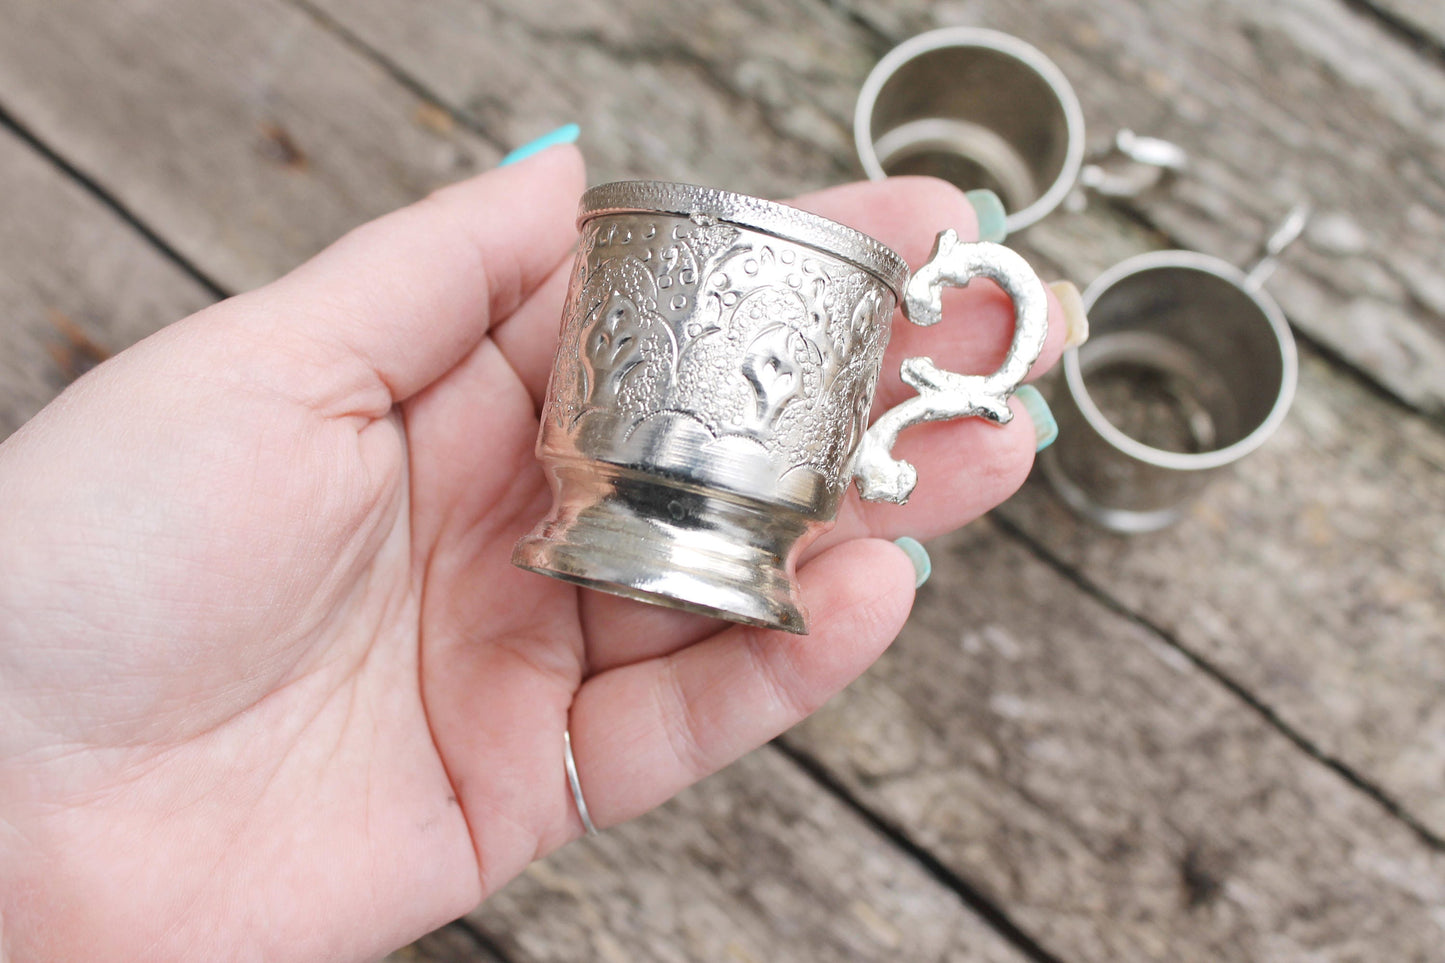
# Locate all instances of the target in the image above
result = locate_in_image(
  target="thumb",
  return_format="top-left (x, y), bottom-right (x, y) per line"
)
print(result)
top-left (238, 144), bottom-right (585, 413)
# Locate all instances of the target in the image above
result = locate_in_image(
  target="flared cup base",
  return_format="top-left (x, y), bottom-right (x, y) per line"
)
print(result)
top-left (1039, 445), bottom-right (1186, 534)
top-left (512, 464), bottom-right (814, 634)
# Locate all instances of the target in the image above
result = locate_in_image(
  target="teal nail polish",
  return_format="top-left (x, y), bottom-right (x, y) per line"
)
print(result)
top-left (894, 537), bottom-right (932, 589)
top-left (499, 123), bottom-right (581, 166)
top-left (1015, 385), bottom-right (1058, 452)
top-left (965, 189), bottom-right (1008, 243)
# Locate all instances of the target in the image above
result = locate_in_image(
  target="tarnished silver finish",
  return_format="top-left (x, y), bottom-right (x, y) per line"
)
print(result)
top-left (513, 181), bottom-right (1048, 632)
top-left (1041, 207), bottom-right (1307, 533)
top-left (855, 29), bottom-right (1185, 231)
top-left (854, 229), bottom-right (1048, 502)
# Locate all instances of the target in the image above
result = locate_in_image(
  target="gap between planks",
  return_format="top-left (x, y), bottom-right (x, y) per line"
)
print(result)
top-left (285, 0), bottom-right (1445, 429)
top-left (0, 99), bottom-right (227, 301)
top-left (990, 512), bottom-right (1445, 855)
top-left (285, 0), bottom-right (857, 182)
top-left (773, 738), bottom-right (1069, 963)
top-left (3, 0), bottom-right (1442, 930)
top-left (285, 0), bottom-right (509, 155)
top-left (450, 917), bottom-right (518, 963)
top-left (1340, 0), bottom-right (1445, 66)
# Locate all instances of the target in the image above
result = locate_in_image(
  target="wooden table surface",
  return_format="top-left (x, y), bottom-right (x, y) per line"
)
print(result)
top-left (2, 1), bottom-right (1443, 960)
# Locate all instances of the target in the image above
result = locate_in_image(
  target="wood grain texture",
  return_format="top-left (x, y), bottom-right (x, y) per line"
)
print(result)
top-left (998, 203), bottom-right (1445, 844)
top-left (1004, 343), bottom-right (1445, 839)
top-left (313, 0), bottom-right (1445, 414)
top-left (299, 0), bottom-right (873, 197)
top-left (9, 0), bottom-right (1441, 414)
top-left (841, 0), bottom-right (1445, 415)
top-left (1364, 0), bottom-right (1445, 49)
top-left (296, 0), bottom-right (1445, 890)
top-left (0, 126), bottom-right (213, 438)
top-left (0, 0), bottom-right (492, 294)
top-left (2, 0), bottom-right (1442, 960)
top-left (786, 518), bottom-right (1445, 962)
top-left (468, 748), bottom-right (1029, 963)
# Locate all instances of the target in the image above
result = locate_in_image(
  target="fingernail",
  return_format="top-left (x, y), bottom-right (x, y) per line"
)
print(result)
top-left (893, 537), bottom-right (932, 588)
top-left (966, 189), bottom-right (1008, 243)
top-left (499, 123), bottom-right (581, 167)
top-left (1050, 280), bottom-right (1090, 349)
top-left (1014, 385), bottom-right (1058, 452)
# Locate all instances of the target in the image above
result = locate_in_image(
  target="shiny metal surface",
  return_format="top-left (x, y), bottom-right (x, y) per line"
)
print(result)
top-left (1042, 248), bottom-right (1299, 533)
top-left (579, 181), bottom-right (910, 299)
top-left (563, 730), bottom-right (598, 836)
top-left (854, 228), bottom-right (1049, 502)
top-left (513, 181), bottom-right (1048, 632)
top-left (856, 30), bottom-right (1189, 233)
top-left (854, 27), bottom-right (1086, 233)
top-left (1076, 130), bottom-right (1189, 203)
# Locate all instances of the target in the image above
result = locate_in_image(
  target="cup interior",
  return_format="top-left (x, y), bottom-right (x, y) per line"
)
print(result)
top-left (1068, 253), bottom-right (1297, 470)
top-left (856, 29), bottom-right (1084, 231)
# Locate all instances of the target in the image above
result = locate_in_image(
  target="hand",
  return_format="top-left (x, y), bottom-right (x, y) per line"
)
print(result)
top-left (0, 147), bottom-right (1065, 962)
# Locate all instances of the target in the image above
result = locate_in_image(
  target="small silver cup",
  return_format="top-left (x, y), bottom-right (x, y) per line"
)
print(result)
top-left (513, 181), bottom-right (1049, 632)
top-left (855, 28), bottom-right (1185, 232)
top-left (1041, 210), bottom-right (1307, 532)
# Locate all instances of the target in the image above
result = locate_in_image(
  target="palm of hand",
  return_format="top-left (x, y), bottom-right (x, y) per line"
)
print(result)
top-left (0, 149), bottom-right (1062, 963)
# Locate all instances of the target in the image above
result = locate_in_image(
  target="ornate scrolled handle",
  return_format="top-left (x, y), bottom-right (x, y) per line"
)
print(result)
top-left (852, 229), bottom-right (1050, 504)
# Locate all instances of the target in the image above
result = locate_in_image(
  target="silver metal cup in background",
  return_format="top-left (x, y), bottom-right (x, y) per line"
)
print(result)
top-left (513, 181), bottom-right (1049, 633)
top-left (855, 28), bottom-right (1083, 233)
top-left (1040, 207), bottom-right (1309, 533)
top-left (854, 28), bottom-right (1186, 233)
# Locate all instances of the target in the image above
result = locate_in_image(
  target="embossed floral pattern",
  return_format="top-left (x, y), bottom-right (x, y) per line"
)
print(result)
top-left (544, 212), bottom-right (895, 493)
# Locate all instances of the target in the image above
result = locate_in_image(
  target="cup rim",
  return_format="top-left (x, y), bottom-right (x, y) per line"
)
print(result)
top-left (1063, 249), bottom-right (1299, 471)
top-left (579, 180), bottom-right (910, 301)
top-left (853, 26), bottom-right (1087, 234)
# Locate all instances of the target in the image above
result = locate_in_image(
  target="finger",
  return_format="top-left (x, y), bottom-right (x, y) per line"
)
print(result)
top-left (829, 388), bottom-right (1043, 540)
top-left (489, 256), bottom-right (575, 412)
top-left (560, 537), bottom-right (916, 836)
top-left (795, 175), bottom-right (980, 272)
top-left (401, 331), bottom-right (553, 561)
top-left (790, 176), bottom-right (1068, 401)
top-left (419, 567), bottom-right (585, 890)
top-left (237, 145), bottom-right (585, 416)
top-left (576, 587), bottom-right (717, 673)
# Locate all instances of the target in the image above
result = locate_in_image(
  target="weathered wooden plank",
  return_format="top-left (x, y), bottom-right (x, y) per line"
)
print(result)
top-left (15, 0), bottom-right (1436, 421)
top-left (786, 518), bottom-right (1445, 962)
top-left (311, 0), bottom-right (1445, 415)
top-left (1365, 0), bottom-right (1445, 50)
top-left (299, 0), bottom-right (871, 197)
top-left (0, 0), bottom-right (493, 294)
top-left (996, 195), bottom-right (1445, 843)
top-left (468, 747), bottom-right (1030, 963)
top-left (1000, 341), bottom-right (1445, 839)
top-left (4, 1), bottom-right (1441, 959)
top-left (299, 0), bottom-right (1445, 866)
top-left (848, 0), bottom-right (1445, 414)
top-left (0, 127), bottom-right (214, 438)
top-left (0, 122), bottom-right (1022, 959)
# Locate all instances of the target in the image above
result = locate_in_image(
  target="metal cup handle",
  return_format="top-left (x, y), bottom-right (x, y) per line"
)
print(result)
top-left (852, 229), bottom-right (1050, 504)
